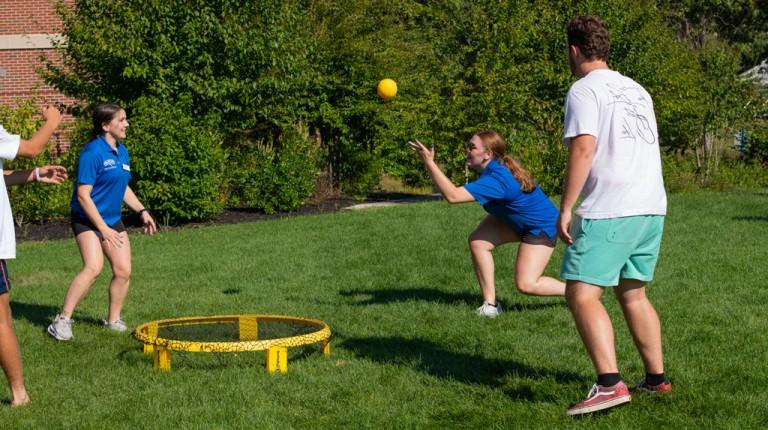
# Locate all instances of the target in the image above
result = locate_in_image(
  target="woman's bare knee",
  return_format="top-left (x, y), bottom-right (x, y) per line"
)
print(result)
top-left (112, 266), bottom-right (131, 282)
top-left (514, 278), bottom-right (537, 295)
top-left (79, 265), bottom-right (103, 283)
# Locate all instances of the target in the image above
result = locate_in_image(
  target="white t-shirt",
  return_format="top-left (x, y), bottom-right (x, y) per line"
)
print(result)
top-left (563, 69), bottom-right (667, 219)
top-left (0, 125), bottom-right (20, 259)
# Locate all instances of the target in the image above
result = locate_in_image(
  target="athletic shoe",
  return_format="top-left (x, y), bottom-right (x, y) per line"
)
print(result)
top-left (475, 302), bottom-right (503, 318)
top-left (567, 381), bottom-right (631, 416)
top-left (47, 314), bottom-right (74, 341)
top-left (630, 380), bottom-right (672, 394)
top-left (102, 318), bottom-right (128, 333)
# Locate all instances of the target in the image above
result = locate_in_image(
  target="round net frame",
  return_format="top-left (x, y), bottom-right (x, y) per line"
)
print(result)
top-left (133, 314), bottom-right (331, 372)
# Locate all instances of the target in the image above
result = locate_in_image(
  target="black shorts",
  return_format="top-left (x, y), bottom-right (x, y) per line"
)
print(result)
top-left (71, 216), bottom-right (126, 240)
top-left (0, 260), bottom-right (10, 295)
top-left (521, 230), bottom-right (557, 248)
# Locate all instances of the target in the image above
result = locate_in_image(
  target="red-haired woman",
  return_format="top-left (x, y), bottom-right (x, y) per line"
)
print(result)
top-left (409, 131), bottom-right (564, 317)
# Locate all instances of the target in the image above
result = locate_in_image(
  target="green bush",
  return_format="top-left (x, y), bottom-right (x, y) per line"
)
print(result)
top-left (223, 126), bottom-right (320, 214)
top-left (126, 98), bottom-right (225, 224)
top-left (744, 128), bottom-right (768, 165)
top-left (0, 98), bottom-right (72, 224)
top-left (706, 158), bottom-right (768, 190)
top-left (662, 154), bottom-right (702, 194)
top-left (662, 152), bottom-right (768, 193)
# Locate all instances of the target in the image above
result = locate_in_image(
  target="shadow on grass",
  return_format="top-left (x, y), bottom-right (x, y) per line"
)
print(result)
top-left (733, 215), bottom-right (768, 222)
top-left (339, 287), bottom-right (564, 312)
top-left (341, 336), bottom-right (582, 401)
top-left (340, 287), bottom-right (477, 306)
top-left (10, 300), bottom-right (102, 330)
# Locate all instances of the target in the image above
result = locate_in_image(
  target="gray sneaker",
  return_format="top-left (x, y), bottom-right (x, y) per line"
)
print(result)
top-left (48, 314), bottom-right (74, 341)
top-left (102, 318), bottom-right (128, 333)
top-left (476, 302), bottom-right (503, 318)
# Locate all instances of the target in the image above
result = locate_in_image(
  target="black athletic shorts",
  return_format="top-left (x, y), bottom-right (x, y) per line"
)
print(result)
top-left (0, 260), bottom-right (10, 295)
top-left (71, 216), bottom-right (126, 240)
top-left (521, 230), bottom-right (557, 248)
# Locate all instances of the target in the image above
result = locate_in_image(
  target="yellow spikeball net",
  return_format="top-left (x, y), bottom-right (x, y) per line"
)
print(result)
top-left (133, 314), bottom-right (331, 372)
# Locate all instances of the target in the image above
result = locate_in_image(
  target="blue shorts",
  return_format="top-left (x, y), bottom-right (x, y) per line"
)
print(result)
top-left (0, 260), bottom-right (11, 295)
top-left (561, 215), bottom-right (664, 287)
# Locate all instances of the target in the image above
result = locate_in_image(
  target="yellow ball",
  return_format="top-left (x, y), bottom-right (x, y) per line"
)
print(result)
top-left (377, 78), bottom-right (398, 101)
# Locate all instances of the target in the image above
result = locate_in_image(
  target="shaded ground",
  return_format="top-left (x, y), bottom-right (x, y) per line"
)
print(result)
top-left (15, 193), bottom-right (439, 243)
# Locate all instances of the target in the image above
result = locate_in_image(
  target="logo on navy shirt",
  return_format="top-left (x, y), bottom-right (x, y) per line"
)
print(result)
top-left (103, 159), bottom-right (117, 170)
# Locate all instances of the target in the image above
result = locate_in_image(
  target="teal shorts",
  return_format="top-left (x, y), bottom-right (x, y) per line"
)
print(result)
top-left (561, 215), bottom-right (664, 287)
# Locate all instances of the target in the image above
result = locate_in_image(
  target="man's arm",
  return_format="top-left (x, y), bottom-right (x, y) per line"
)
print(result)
top-left (558, 134), bottom-right (596, 244)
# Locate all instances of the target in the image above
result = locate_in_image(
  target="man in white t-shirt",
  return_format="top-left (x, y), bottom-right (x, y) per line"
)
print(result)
top-left (0, 106), bottom-right (66, 407)
top-left (557, 16), bottom-right (671, 416)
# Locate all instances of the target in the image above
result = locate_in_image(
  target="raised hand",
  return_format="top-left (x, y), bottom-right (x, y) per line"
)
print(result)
top-left (408, 139), bottom-right (435, 163)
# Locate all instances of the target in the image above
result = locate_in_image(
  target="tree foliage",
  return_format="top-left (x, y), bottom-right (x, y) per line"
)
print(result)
top-left (656, 0), bottom-right (768, 71)
top-left (39, 0), bottom-right (767, 221)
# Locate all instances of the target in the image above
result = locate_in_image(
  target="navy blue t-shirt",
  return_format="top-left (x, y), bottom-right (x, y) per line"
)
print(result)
top-left (464, 160), bottom-right (558, 237)
top-left (70, 135), bottom-right (131, 226)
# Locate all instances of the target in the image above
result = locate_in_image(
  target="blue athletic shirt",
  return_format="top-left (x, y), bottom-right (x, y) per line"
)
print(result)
top-left (70, 135), bottom-right (131, 226)
top-left (464, 159), bottom-right (558, 237)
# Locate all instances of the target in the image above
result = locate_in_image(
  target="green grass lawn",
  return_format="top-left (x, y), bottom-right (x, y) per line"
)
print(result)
top-left (1, 190), bottom-right (767, 429)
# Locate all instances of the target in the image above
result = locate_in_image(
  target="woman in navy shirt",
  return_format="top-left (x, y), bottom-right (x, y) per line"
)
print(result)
top-left (409, 130), bottom-right (564, 317)
top-left (48, 104), bottom-right (156, 341)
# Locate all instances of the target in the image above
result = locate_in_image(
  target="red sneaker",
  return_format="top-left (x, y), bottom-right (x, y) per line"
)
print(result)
top-left (567, 381), bottom-right (631, 416)
top-left (630, 380), bottom-right (672, 394)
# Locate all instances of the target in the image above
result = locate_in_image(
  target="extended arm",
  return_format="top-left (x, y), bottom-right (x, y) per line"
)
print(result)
top-left (408, 139), bottom-right (474, 204)
top-left (3, 165), bottom-right (67, 186)
top-left (558, 134), bottom-right (596, 244)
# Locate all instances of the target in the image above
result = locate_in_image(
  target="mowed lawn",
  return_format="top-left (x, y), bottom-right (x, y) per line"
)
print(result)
top-left (1, 190), bottom-right (766, 429)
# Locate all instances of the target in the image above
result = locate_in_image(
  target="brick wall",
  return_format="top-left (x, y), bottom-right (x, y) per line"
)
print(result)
top-left (0, 0), bottom-right (69, 34)
top-left (0, 0), bottom-right (76, 151)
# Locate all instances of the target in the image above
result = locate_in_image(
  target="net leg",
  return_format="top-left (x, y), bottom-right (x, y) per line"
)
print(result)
top-left (322, 339), bottom-right (331, 356)
top-left (143, 322), bottom-right (158, 353)
top-left (154, 347), bottom-right (171, 371)
top-left (266, 346), bottom-right (288, 374)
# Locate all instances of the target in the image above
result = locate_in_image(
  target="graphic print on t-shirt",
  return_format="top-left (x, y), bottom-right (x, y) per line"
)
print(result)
top-left (606, 83), bottom-right (656, 145)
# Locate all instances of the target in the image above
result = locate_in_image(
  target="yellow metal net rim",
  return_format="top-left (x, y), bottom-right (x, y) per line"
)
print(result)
top-left (133, 314), bottom-right (331, 353)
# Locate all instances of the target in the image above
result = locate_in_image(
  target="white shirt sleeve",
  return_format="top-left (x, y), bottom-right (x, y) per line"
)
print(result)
top-left (0, 125), bottom-right (20, 161)
top-left (563, 83), bottom-right (600, 146)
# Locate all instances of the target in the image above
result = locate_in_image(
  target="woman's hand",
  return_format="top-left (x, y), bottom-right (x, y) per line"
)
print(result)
top-left (100, 227), bottom-right (125, 249)
top-left (140, 210), bottom-right (157, 235)
top-left (36, 165), bottom-right (68, 184)
top-left (408, 139), bottom-right (435, 164)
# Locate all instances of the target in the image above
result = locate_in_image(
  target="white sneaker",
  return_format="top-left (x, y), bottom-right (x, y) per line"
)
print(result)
top-left (476, 302), bottom-right (503, 318)
top-left (48, 314), bottom-right (74, 341)
top-left (102, 318), bottom-right (129, 333)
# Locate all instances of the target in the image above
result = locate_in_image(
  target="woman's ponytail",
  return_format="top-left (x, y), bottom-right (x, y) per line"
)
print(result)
top-left (474, 130), bottom-right (536, 193)
top-left (500, 155), bottom-right (535, 193)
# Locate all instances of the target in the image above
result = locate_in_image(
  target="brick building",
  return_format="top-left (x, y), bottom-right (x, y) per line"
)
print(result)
top-left (0, 0), bottom-right (75, 149)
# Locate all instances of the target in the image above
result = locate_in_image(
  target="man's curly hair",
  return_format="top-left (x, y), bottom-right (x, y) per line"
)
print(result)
top-left (567, 15), bottom-right (610, 61)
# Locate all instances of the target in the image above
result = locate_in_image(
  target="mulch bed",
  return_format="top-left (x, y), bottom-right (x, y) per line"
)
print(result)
top-left (14, 193), bottom-right (429, 242)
